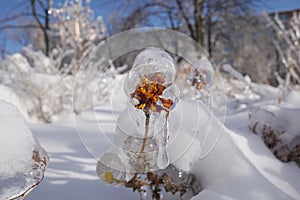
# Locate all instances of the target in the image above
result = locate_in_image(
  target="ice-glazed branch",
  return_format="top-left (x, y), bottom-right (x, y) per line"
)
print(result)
top-left (264, 11), bottom-right (300, 103)
top-left (140, 111), bottom-right (150, 153)
top-left (123, 48), bottom-right (179, 172)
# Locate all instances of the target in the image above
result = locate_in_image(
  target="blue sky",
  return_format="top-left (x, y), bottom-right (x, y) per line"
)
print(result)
top-left (0, 0), bottom-right (299, 54)
top-left (261, 0), bottom-right (300, 12)
top-left (0, 0), bottom-right (115, 54)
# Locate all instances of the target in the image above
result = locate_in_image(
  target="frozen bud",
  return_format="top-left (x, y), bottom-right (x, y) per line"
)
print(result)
top-left (96, 152), bottom-right (125, 184)
top-left (124, 47), bottom-right (179, 113)
top-left (190, 56), bottom-right (214, 86)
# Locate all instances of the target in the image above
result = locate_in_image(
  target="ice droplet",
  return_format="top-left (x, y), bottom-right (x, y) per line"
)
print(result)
top-left (96, 152), bottom-right (125, 183)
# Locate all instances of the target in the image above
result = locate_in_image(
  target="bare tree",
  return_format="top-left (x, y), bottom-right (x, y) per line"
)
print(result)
top-left (107, 0), bottom-right (260, 53)
top-left (264, 10), bottom-right (300, 101)
top-left (0, 0), bottom-right (52, 56)
top-left (1, 0), bottom-right (108, 122)
top-left (30, 0), bottom-right (52, 56)
top-left (213, 14), bottom-right (277, 84)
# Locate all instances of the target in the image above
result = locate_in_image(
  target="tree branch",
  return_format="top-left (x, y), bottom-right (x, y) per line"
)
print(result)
top-left (37, 0), bottom-right (47, 11)
top-left (30, 0), bottom-right (50, 56)
top-left (175, 0), bottom-right (195, 40)
top-left (0, 24), bottom-right (39, 31)
top-left (31, 0), bottom-right (45, 30)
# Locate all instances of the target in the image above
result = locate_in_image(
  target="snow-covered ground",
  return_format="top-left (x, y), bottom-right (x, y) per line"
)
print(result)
top-left (27, 123), bottom-right (139, 200)
top-left (22, 89), bottom-right (300, 200)
top-left (0, 52), bottom-right (299, 200)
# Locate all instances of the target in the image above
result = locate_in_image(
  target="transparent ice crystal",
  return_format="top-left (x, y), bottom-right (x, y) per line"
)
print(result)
top-left (124, 47), bottom-right (177, 99)
top-left (122, 136), bottom-right (158, 173)
top-left (96, 152), bottom-right (126, 184)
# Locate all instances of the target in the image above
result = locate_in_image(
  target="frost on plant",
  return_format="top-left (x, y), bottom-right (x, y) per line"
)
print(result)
top-left (73, 60), bottom-right (127, 114)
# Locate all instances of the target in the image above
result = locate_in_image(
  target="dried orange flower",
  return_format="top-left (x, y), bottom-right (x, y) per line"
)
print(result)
top-left (131, 72), bottom-right (174, 113)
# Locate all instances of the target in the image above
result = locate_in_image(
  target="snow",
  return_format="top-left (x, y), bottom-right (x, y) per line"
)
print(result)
top-left (0, 85), bottom-right (29, 120)
top-left (169, 100), bottom-right (300, 200)
top-left (22, 47), bottom-right (54, 74)
top-left (281, 89), bottom-right (300, 108)
top-left (0, 101), bottom-right (35, 179)
top-left (249, 105), bottom-right (300, 143)
top-left (1, 50), bottom-right (300, 199)
top-left (26, 122), bottom-right (138, 200)
top-left (4, 53), bottom-right (32, 76)
top-left (22, 90), bottom-right (300, 199)
top-left (0, 100), bottom-right (48, 200)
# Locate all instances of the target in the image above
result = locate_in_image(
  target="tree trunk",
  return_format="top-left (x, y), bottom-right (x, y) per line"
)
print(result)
top-left (207, 14), bottom-right (212, 57)
top-left (44, 0), bottom-right (51, 56)
top-left (194, 0), bottom-right (204, 46)
top-left (30, 0), bottom-right (50, 56)
top-left (43, 26), bottom-right (50, 57)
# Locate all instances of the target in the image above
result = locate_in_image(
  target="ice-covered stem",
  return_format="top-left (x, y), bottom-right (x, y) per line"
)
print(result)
top-left (130, 73), bottom-right (175, 170)
top-left (138, 108), bottom-right (171, 169)
top-left (140, 111), bottom-right (150, 153)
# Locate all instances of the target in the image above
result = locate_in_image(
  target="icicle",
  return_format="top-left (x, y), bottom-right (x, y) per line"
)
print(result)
top-left (157, 112), bottom-right (170, 169)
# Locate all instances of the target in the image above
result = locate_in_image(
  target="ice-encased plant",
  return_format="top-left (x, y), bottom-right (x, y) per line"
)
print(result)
top-left (96, 48), bottom-right (201, 199)
top-left (188, 56), bottom-right (214, 109)
top-left (123, 47), bottom-right (179, 171)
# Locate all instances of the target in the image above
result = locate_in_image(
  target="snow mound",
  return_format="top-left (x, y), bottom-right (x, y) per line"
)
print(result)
top-left (249, 105), bottom-right (300, 164)
top-left (0, 100), bottom-right (48, 200)
top-left (4, 53), bottom-right (32, 76)
top-left (0, 85), bottom-right (29, 120)
top-left (22, 47), bottom-right (54, 74)
top-left (281, 90), bottom-right (300, 108)
top-left (0, 100), bottom-right (35, 178)
top-left (168, 100), bottom-right (300, 200)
